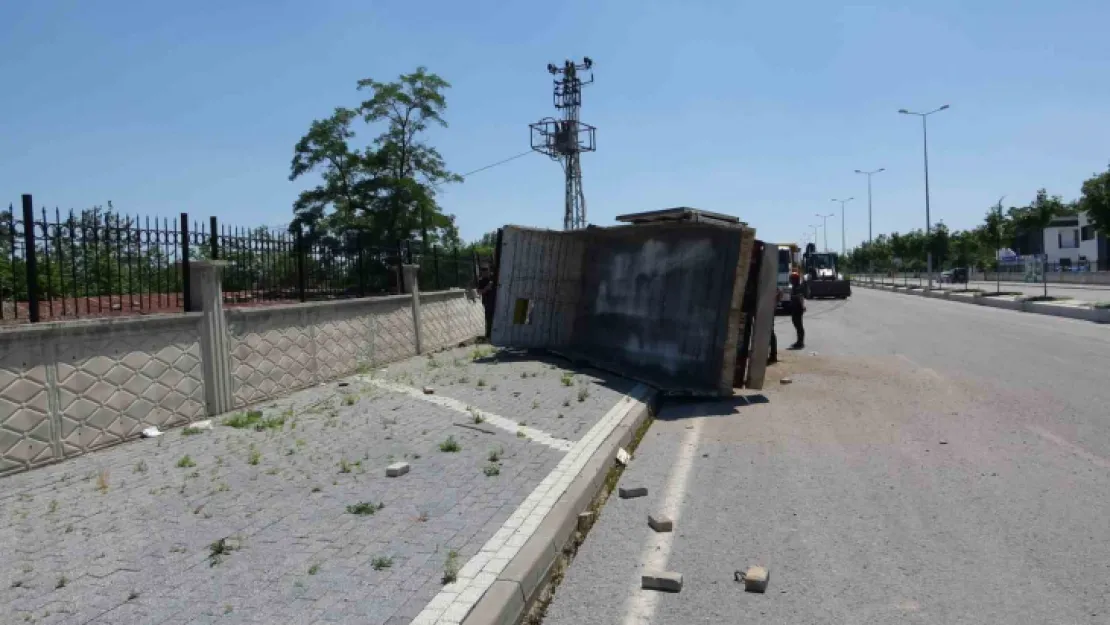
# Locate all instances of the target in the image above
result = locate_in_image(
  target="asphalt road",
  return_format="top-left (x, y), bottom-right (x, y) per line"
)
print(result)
top-left (863, 277), bottom-right (1110, 304)
top-left (542, 288), bottom-right (1110, 625)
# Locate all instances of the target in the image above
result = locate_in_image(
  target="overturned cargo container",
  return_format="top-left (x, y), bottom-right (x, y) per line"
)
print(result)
top-left (490, 208), bottom-right (775, 395)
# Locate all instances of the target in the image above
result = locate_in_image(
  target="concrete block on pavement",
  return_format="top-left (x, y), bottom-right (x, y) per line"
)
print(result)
top-left (738, 566), bottom-right (770, 593)
top-left (619, 486), bottom-right (647, 499)
top-left (641, 571), bottom-right (683, 592)
top-left (648, 514), bottom-right (673, 532)
top-left (386, 462), bottom-right (410, 477)
top-left (577, 511), bottom-right (594, 532)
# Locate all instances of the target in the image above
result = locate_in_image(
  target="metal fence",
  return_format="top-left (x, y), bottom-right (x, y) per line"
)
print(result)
top-left (2, 194), bottom-right (485, 325)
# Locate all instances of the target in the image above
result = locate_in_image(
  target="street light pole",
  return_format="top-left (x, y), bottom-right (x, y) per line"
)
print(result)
top-left (830, 198), bottom-right (854, 259)
top-left (815, 213), bottom-right (833, 252)
top-left (899, 104), bottom-right (949, 290)
top-left (854, 168), bottom-right (884, 283)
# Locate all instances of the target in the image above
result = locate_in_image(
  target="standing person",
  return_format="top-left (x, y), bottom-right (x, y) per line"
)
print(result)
top-left (788, 272), bottom-right (806, 349)
top-left (476, 264), bottom-right (496, 340)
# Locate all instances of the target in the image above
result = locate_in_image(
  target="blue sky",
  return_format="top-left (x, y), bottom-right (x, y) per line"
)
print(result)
top-left (2, 0), bottom-right (1108, 251)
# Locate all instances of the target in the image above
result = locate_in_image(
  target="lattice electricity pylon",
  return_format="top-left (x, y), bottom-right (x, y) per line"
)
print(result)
top-left (529, 57), bottom-right (596, 230)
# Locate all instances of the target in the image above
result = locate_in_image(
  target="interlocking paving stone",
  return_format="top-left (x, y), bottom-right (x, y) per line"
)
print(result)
top-left (0, 345), bottom-right (629, 624)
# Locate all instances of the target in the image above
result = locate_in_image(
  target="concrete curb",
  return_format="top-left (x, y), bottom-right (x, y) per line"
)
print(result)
top-left (853, 282), bottom-right (1110, 324)
top-left (460, 391), bottom-right (657, 625)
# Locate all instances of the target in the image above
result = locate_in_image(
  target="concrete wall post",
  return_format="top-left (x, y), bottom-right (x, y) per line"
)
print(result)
top-left (191, 261), bottom-right (235, 416)
top-left (402, 264), bottom-right (424, 354)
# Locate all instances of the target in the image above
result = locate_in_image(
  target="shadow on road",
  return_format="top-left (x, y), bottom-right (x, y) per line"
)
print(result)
top-left (656, 393), bottom-right (769, 421)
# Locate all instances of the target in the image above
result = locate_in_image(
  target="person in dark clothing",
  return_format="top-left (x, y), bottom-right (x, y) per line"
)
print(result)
top-left (788, 272), bottom-right (805, 349)
top-left (476, 264), bottom-right (495, 339)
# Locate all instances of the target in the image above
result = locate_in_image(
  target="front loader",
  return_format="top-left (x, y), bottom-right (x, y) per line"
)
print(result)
top-left (802, 243), bottom-right (851, 299)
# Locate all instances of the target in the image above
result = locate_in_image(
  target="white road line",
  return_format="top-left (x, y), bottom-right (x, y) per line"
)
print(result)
top-left (1027, 425), bottom-right (1110, 470)
top-left (361, 377), bottom-right (574, 452)
top-left (410, 384), bottom-right (652, 625)
top-left (620, 418), bottom-right (704, 625)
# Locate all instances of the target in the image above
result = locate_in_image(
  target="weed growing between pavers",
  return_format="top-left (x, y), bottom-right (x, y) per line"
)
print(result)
top-left (343, 394), bottom-right (358, 406)
top-left (339, 458), bottom-right (353, 473)
top-left (224, 410), bottom-right (263, 429)
top-left (442, 550), bottom-right (460, 584)
top-left (208, 538), bottom-right (239, 567)
top-left (439, 436), bottom-right (461, 452)
top-left (488, 447), bottom-right (504, 462)
top-left (371, 556), bottom-right (394, 570)
top-left (134, 460), bottom-right (148, 474)
top-left (563, 398), bottom-right (571, 407)
top-left (346, 501), bottom-right (384, 516)
top-left (96, 469), bottom-right (110, 493)
top-left (247, 449), bottom-right (261, 466)
top-left (55, 575), bottom-right (67, 589)
top-left (483, 463), bottom-right (501, 477)
top-left (176, 455), bottom-right (196, 468)
top-left (308, 563), bottom-right (320, 575)
top-left (182, 425), bottom-right (204, 436)
top-left (577, 385), bottom-right (590, 402)
top-left (561, 372), bottom-right (574, 387)
top-left (416, 510), bottom-right (429, 522)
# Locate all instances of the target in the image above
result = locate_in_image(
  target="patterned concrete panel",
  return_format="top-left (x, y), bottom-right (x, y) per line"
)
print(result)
top-left (373, 298), bottom-right (418, 365)
top-left (53, 317), bottom-right (206, 458)
top-left (0, 347), bottom-right (57, 476)
top-left (422, 291), bottom-right (486, 352)
top-left (310, 305), bottom-right (375, 381)
top-left (0, 315), bottom-right (205, 476)
top-left (228, 307), bottom-right (317, 408)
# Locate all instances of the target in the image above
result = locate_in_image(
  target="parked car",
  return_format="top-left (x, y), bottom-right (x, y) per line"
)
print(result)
top-left (939, 268), bottom-right (968, 283)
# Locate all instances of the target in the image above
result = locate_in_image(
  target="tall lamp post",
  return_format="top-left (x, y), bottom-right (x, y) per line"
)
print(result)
top-left (854, 168), bottom-right (884, 282)
top-left (830, 197), bottom-right (854, 259)
top-left (815, 213), bottom-right (833, 252)
top-left (898, 104), bottom-right (950, 289)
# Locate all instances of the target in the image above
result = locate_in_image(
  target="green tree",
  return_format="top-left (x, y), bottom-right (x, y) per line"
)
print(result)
top-left (289, 67), bottom-right (461, 250)
top-left (1079, 164), bottom-right (1110, 235)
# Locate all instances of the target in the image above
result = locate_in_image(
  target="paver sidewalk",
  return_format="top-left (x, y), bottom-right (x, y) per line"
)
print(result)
top-left (0, 345), bottom-right (639, 625)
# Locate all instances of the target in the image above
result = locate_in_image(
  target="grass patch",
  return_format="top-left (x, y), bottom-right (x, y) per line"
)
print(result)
top-left (343, 394), bottom-right (358, 406)
top-left (96, 469), bottom-right (110, 493)
top-left (182, 425), bottom-right (205, 436)
top-left (346, 501), bottom-right (384, 516)
top-left (208, 538), bottom-right (239, 567)
top-left (308, 563), bottom-right (320, 575)
top-left (483, 463), bottom-right (501, 477)
top-left (1021, 295), bottom-right (1059, 303)
top-left (134, 460), bottom-right (148, 474)
top-left (439, 436), bottom-right (461, 453)
top-left (176, 455), bottom-right (196, 469)
top-left (577, 386), bottom-right (590, 402)
top-left (55, 575), bottom-right (67, 589)
top-left (1094, 301), bottom-right (1110, 309)
top-left (371, 556), bottom-right (394, 571)
top-left (471, 409), bottom-right (485, 424)
top-left (470, 346), bottom-right (493, 361)
top-left (247, 449), bottom-right (261, 466)
top-left (224, 410), bottom-right (263, 429)
top-left (561, 373), bottom-right (574, 387)
top-left (338, 458), bottom-right (353, 473)
top-left (488, 447), bottom-right (503, 463)
top-left (442, 550), bottom-right (460, 584)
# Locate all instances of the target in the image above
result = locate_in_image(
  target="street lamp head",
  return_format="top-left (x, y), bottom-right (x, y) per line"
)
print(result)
top-left (939, 104), bottom-right (950, 111)
top-left (897, 109), bottom-right (910, 114)
top-left (854, 169), bottom-right (862, 174)
top-left (877, 167), bottom-right (885, 173)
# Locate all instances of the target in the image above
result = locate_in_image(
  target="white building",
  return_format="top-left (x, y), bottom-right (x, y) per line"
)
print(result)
top-left (1042, 212), bottom-right (1105, 268)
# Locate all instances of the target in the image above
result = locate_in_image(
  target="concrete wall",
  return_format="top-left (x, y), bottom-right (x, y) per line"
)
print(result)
top-left (571, 223), bottom-right (749, 394)
top-left (0, 315), bottom-right (206, 476)
top-left (492, 227), bottom-right (586, 349)
top-left (491, 222), bottom-right (754, 395)
top-left (1, 287), bottom-right (485, 477)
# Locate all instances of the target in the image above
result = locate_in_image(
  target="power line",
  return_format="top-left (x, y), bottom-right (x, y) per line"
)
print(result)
top-left (458, 150), bottom-right (535, 179)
